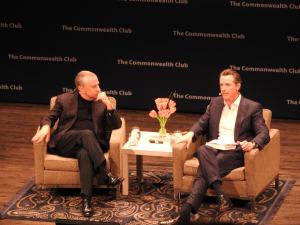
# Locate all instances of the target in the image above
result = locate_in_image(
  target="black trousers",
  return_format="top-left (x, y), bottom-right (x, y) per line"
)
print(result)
top-left (53, 129), bottom-right (107, 197)
top-left (186, 145), bottom-right (244, 212)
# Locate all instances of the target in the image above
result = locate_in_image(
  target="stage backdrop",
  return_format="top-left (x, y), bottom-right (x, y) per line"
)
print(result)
top-left (1, 1), bottom-right (299, 119)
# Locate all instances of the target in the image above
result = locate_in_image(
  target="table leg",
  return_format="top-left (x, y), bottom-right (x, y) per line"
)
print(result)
top-left (136, 155), bottom-right (143, 189)
top-left (122, 152), bottom-right (129, 195)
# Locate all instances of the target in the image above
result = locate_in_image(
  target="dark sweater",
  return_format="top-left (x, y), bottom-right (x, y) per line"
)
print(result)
top-left (72, 94), bottom-right (94, 132)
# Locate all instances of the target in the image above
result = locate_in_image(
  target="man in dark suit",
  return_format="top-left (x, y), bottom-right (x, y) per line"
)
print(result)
top-left (160, 68), bottom-right (270, 225)
top-left (31, 70), bottom-right (124, 217)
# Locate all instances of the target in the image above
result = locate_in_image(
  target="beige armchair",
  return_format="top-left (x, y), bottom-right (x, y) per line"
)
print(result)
top-left (172, 109), bottom-right (280, 207)
top-left (33, 96), bottom-right (126, 189)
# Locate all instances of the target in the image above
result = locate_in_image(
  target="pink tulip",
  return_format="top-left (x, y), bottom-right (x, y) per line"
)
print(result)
top-left (149, 98), bottom-right (177, 127)
top-left (149, 110), bottom-right (158, 118)
top-left (170, 107), bottom-right (176, 114)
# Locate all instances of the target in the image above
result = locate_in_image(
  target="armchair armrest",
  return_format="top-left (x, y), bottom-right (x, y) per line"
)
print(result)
top-left (244, 129), bottom-right (280, 197)
top-left (109, 117), bottom-right (126, 177)
top-left (172, 136), bottom-right (203, 189)
top-left (33, 140), bottom-right (47, 185)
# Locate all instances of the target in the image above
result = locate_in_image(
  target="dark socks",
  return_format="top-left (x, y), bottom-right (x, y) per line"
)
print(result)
top-left (95, 162), bottom-right (109, 184)
top-left (95, 161), bottom-right (107, 173)
top-left (180, 203), bottom-right (192, 221)
top-left (212, 180), bottom-right (222, 196)
top-left (81, 194), bottom-right (91, 201)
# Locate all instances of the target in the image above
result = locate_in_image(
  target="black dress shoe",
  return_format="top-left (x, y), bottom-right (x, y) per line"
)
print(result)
top-left (218, 194), bottom-right (233, 212)
top-left (159, 216), bottom-right (190, 225)
top-left (82, 196), bottom-right (93, 217)
top-left (107, 172), bottom-right (124, 187)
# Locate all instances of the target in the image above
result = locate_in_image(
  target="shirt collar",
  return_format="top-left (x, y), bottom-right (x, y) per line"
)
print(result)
top-left (224, 94), bottom-right (241, 109)
top-left (233, 94), bottom-right (241, 107)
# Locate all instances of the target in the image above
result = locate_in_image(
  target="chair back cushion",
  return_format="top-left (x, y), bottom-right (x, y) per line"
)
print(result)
top-left (46, 95), bottom-right (116, 171)
top-left (182, 109), bottom-right (272, 183)
top-left (50, 96), bottom-right (116, 110)
top-left (49, 95), bottom-right (117, 134)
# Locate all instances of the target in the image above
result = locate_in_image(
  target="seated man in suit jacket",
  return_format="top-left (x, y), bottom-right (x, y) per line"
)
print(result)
top-left (160, 68), bottom-right (270, 225)
top-left (32, 70), bottom-right (124, 217)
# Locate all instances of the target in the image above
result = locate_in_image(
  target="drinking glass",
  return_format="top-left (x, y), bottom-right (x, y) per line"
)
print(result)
top-left (129, 126), bottom-right (141, 146)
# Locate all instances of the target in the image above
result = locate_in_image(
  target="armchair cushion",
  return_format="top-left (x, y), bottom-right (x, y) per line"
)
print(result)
top-left (44, 153), bottom-right (110, 172)
top-left (172, 108), bottom-right (280, 203)
top-left (33, 96), bottom-right (125, 188)
top-left (183, 157), bottom-right (245, 181)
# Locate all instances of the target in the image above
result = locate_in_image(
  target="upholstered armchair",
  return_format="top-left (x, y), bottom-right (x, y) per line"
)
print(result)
top-left (172, 109), bottom-right (280, 207)
top-left (33, 96), bottom-right (126, 189)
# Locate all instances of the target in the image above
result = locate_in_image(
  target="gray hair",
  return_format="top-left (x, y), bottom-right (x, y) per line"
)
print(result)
top-left (74, 70), bottom-right (97, 88)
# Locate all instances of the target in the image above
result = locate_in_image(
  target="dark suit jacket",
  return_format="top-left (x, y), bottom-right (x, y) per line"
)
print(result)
top-left (190, 96), bottom-right (270, 150)
top-left (40, 91), bottom-right (122, 152)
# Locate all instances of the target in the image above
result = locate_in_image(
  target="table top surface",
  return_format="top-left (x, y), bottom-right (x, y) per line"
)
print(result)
top-left (121, 131), bottom-right (173, 157)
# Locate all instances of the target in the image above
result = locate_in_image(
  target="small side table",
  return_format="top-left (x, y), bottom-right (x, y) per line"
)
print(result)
top-left (121, 131), bottom-right (173, 195)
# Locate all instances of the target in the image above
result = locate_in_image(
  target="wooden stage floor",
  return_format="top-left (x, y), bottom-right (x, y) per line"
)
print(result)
top-left (0, 102), bottom-right (299, 225)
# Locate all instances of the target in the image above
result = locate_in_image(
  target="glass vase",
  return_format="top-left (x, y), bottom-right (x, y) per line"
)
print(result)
top-left (159, 124), bottom-right (167, 137)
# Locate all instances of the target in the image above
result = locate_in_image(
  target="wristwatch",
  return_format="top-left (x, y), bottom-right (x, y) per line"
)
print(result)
top-left (251, 142), bottom-right (258, 149)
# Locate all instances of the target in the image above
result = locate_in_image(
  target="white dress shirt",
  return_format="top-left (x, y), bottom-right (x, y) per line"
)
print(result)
top-left (217, 95), bottom-right (241, 144)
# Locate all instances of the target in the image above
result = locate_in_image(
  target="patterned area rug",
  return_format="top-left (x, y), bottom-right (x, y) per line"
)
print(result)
top-left (0, 171), bottom-right (294, 225)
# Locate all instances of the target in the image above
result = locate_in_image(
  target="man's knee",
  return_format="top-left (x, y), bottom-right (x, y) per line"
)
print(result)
top-left (80, 130), bottom-right (96, 142)
top-left (195, 145), bottom-right (208, 159)
top-left (81, 130), bottom-right (95, 138)
top-left (77, 149), bottom-right (89, 160)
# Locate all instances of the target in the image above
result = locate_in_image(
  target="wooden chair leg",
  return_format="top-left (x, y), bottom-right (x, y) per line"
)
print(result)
top-left (275, 175), bottom-right (280, 190)
top-left (115, 186), bottom-right (121, 199)
top-left (249, 198), bottom-right (256, 211)
top-left (174, 191), bottom-right (181, 205)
